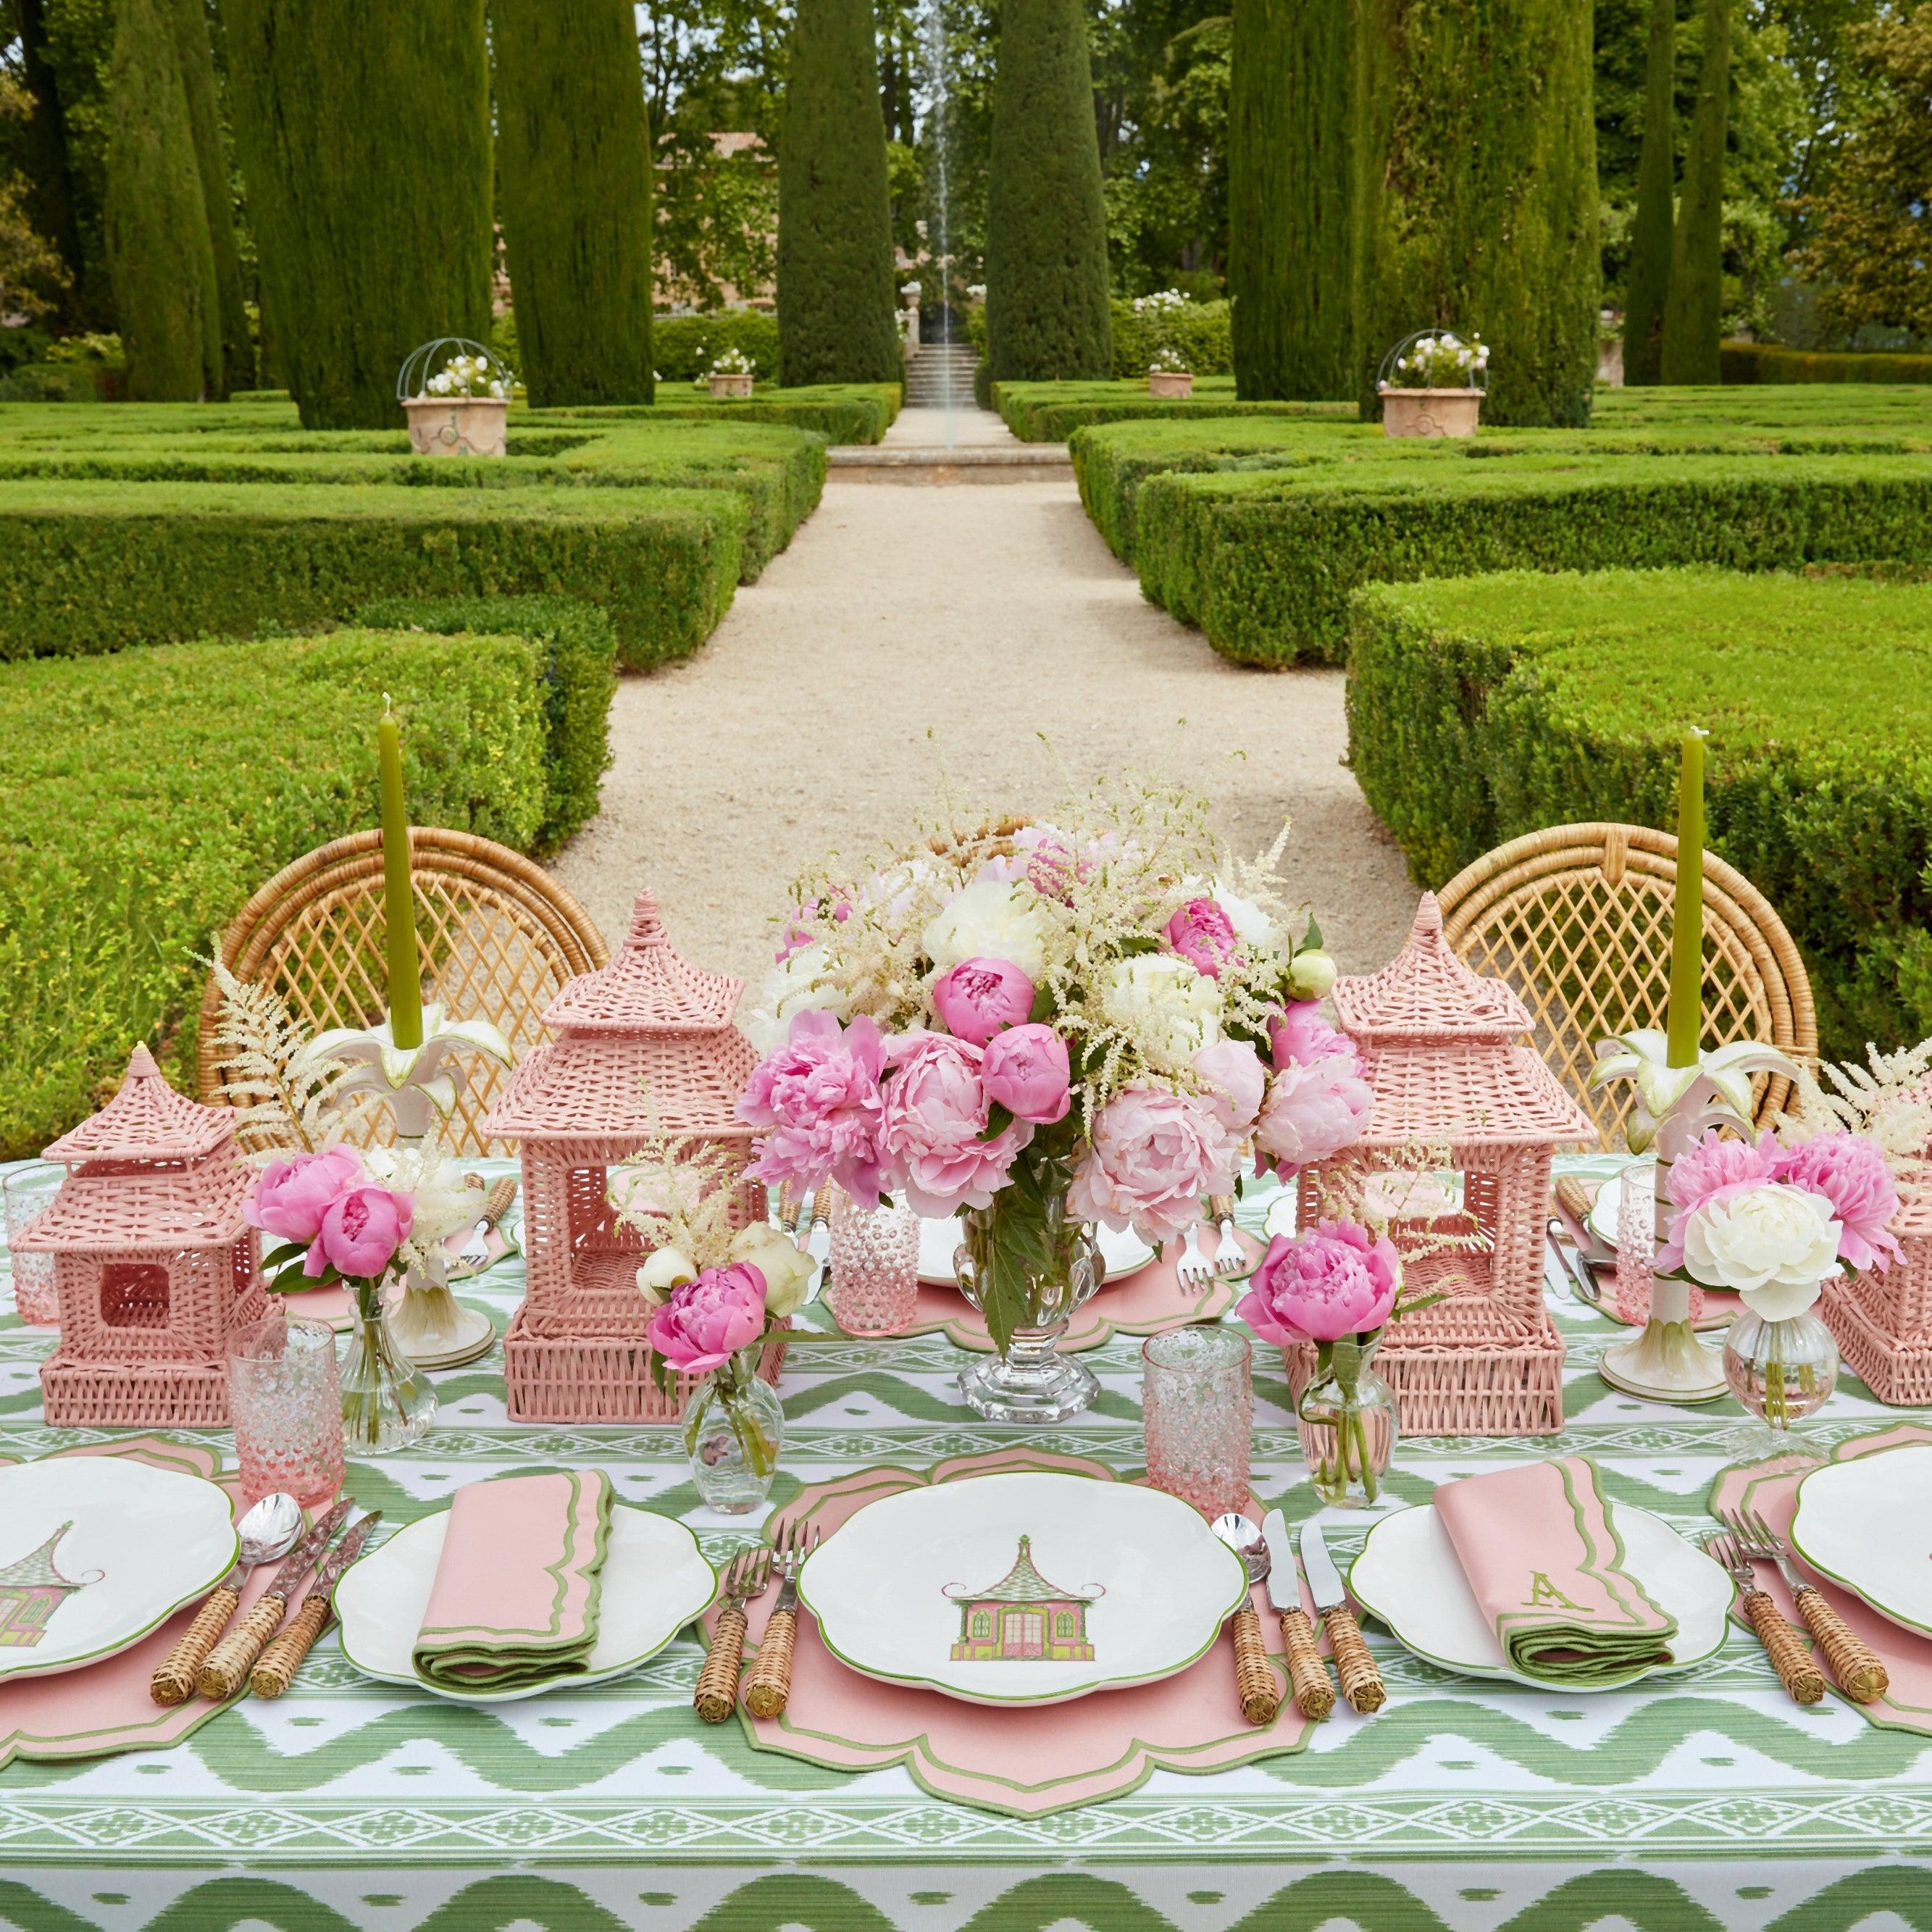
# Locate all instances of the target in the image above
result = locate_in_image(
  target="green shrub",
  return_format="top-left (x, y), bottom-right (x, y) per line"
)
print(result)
top-left (0, 363), bottom-right (116, 402)
top-left (352, 595), bottom-right (616, 850)
top-left (650, 312), bottom-right (783, 382)
top-left (1345, 567), bottom-right (1932, 1055)
top-left (616, 382), bottom-right (898, 444)
top-left (1721, 343), bottom-right (1932, 385)
top-left (0, 627), bottom-right (550, 1158)
top-left (0, 480), bottom-right (745, 671)
top-left (1108, 297), bottom-right (1234, 380)
top-left (992, 377), bottom-right (1352, 441)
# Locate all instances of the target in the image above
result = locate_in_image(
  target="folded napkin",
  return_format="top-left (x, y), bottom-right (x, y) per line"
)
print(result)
top-left (412, 1471), bottom-right (613, 1693)
top-left (1434, 1456), bottom-right (1678, 1688)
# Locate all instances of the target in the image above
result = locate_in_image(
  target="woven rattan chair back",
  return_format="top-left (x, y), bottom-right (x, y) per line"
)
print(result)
top-left (198, 829), bottom-right (609, 1157)
top-left (1437, 823), bottom-right (1816, 1151)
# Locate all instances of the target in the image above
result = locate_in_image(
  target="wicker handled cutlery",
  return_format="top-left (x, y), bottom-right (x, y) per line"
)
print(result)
top-left (1262, 1507), bottom-right (1336, 1720)
top-left (1210, 1514), bottom-right (1282, 1726)
top-left (1720, 1510), bottom-right (1889, 1703)
top-left (695, 1547), bottom-right (771, 1723)
top-left (196, 1498), bottom-right (352, 1702)
top-left (743, 1517), bottom-right (822, 1718)
top-left (149, 1490), bottom-right (301, 1707)
top-left (1704, 1531), bottom-right (1825, 1705)
top-left (251, 1511), bottom-right (382, 1699)
top-left (1299, 1521), bottom-right (1385, 1713)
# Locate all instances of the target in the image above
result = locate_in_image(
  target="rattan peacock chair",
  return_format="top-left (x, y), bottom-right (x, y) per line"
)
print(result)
top-left (198, 829), bottom-right (609, 1158)
top-left (1437, 822), bottom-right (1816, 1152)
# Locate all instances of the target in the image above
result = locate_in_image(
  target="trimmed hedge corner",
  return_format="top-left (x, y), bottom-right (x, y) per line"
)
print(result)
top-left (1720, 342), bottom-right (1932, 386)
top-left (1345, 566), bottom-right (1932, 1057)
top-left (0, 627), bottom-right (554, 1159)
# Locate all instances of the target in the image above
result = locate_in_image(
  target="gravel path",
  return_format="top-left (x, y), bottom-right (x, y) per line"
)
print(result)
top-left (549, 413), bottom-right (1420, 990)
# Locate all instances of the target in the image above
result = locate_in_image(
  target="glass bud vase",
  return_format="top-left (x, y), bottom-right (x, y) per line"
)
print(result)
top-left (953, 1153), bottom-right (1104, 1424)
top-left (1723, 1304), bottom-right (1838, 1463)
top-left (1296, 1337), bottom-right (1397, 1508)
top-left (685, 1352), bottom-right (785, 1514)
top-left (340, 1279), bottom-right (438, 1455)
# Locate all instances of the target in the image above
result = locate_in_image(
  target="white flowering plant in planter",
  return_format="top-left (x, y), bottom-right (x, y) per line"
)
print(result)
top-left (1385, 332), bottom-right (1489, 390)
top-left (422, 351), bottom-right (509, 401)
top-left (1148, 346), bottom-right (1191, 375)
top-left (696, 345), bottom-right (756, 388)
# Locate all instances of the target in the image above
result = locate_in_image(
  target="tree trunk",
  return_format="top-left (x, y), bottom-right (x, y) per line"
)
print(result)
top-left (1660, 0), bottom-right (1727, 385)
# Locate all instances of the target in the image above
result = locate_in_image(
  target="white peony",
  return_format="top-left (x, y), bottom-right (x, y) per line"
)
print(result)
top-left (1105, 953), bottom-right (1222, 1071)
top-left (637, 1245), bottom-right (698, 1305)
top-left (1288, 950), bottom-right (1337, 999)
top-left (1681, 1181), bottom-right (1842, 1318)
top-left (1212, 878), bottom-right (1277, 950)
top-left (728, 1221), bottom-right (816, 1318)
top-left (745, 940), bottom-right (850, 1054)
top-left (923, 879), bottom-right (1053, 982)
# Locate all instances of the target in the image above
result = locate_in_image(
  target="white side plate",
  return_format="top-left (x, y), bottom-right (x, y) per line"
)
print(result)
top-left (1790, 1444), bottom-right (1932, 1638)
top-left (916, 1216), bottom-right (1155, 1287)
top-left (335, 1503), bottom-right (718, 1703)
top-left (1350, 1499), bottom-right (1731, 1690)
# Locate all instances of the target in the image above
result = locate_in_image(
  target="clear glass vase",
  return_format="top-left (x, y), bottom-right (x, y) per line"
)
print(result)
top-left (1722, 1305), bottom-right (1838, 1463)
top-left (340, 1280), bottom-right (438, 1455)
top-left (1296, 1337), bottom-right (1398, 1508)
top-left (685, 1352), bottom-right (785, 1513)
top-left (953, 1150), bottom-right (1104, 1423)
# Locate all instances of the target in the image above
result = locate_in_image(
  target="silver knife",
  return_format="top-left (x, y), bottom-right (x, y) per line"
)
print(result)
top-left (1545, 1217), bottom-right (1603, 1306)
top-left (1300, 1521), bottom-right (1387, 1713)
top-left (248, 1511), bottom-right (384, 1700)
top-left (1260, 1507), bottom-right (1334, 1719)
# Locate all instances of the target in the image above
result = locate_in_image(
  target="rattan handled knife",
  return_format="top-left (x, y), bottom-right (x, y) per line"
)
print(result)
top-left (1300, 1521), bottom-right (1387, 1713)
top-left (251, 1512), bottom-right (382, 1699)
top-left (196, 1498), bottom-right (351, 1701)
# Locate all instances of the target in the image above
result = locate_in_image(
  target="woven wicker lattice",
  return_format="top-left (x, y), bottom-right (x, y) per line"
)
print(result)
top-left (198, 829), bottom-right (608, 1158)
top-left (1821, 1186), bottom-right (1932, 1403)
top-left (45, 1045), bottom-right (230, 1165)
top-left (1332, 897), bottom-right (1530, 1043)
top-left (1437, 824), bottom-right (1816, 1152)
top-left (540, 892), bottom-right (742, 1037)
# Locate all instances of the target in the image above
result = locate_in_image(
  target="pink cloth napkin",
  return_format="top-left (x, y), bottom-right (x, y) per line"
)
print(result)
top-left (1434, 1456), bottom-right (1678, 1686)
top-left (411, 1471), bottom-right (612, 1691)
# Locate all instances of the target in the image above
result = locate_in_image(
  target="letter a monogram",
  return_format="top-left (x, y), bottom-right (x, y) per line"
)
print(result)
top-left (1521, 1571), bottom-right (1587, 1612)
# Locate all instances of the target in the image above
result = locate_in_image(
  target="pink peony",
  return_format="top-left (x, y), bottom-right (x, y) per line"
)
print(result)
top-left (1068, 1085), bottom-right (1241, 1246)
top-left (308, 1183), bottom-right (413, 1281)
top-left (1773, 1132), bottom-right (1903, 1274)
top-left (647, 1262), bottom-right (769, 1374)
top-left (246, 1145), bottom-right (366, 1246)
top-left (1237, 1221), bottom-right (1401, 1346)
top-left (1655, 1129), bottom-right (1781, 1271)
top-left (931, 956), bottom-right (1036, 1045)
top-left (1254, 1058), bottom-right (1373, 1174)
top-left (982, 1023), bottom-right (1071, 1124)
top-left (740, 1010), bottom-right (890, 1206)
top-left (881, 1032), bottom-right (1032, 1216)
top-left (1165, 898), bottom-right (1239, 979)
top-left (1193, 1038), bottom-right (1266, 1133)
top-left (1270, 1000), bottom-right (1357, 1069)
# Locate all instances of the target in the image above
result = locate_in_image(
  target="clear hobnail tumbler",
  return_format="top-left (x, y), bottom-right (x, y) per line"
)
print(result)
top-left (1142, 1326), bottom-right (1253, 1517)
top-left (828, 1191), bottom-right (921, 1336)
top-left (3, 1161), bottom-right (62, 1326)
top-left (228, 1310), bottom-right (346, 1507)
top-left (1613, 1161), bottom-right (1704, 1326)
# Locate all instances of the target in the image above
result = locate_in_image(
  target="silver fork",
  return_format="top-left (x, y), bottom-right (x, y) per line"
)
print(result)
top-left (1702, 1531), bottom-right (1824, 1705)
top-left (694, 1546), bottom-right (771, 1723)
top-left (1208, 1195), bottom-right (1245, 1278)
top-left (744, 1515), bottom-right (824, 1718)
top-left (1176, 1221), bottom-right (1215, 1295)
top-left (1720, 1508), bottom-right (1889, 1702)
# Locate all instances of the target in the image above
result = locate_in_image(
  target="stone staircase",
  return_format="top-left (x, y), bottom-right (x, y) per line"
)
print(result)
top-left (903, 343), bottom-right (980, 409)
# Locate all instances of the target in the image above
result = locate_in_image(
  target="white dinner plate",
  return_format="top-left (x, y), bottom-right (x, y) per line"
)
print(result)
top-left (1350, 1498), bottom-right (1731, 1691)
top-left (0, 1458), bottom-right (237, 1681)
top-left (1586, 1171), bottom-right (1634, 1251)
top-left (1789, 1444), bottom-right (1932, 1639)
top-left (798, 1470), bottom-right (1248, 1705)
top-left (916, 1216), bottom-right (1156, 1287)
top-left (335, 1502), bottom-right (718, 1703)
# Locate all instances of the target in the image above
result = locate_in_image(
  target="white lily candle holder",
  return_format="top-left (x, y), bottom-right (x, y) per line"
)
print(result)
top-left (1590, 1030), bottom-right (1799, 1404)
top-left (298, 1003), bottom-right (513, 1143)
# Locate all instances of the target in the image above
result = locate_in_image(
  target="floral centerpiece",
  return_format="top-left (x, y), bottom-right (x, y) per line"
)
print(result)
top-left (613, 1136), bottom-right (814, 1510)
top-left (735, 782), bottom-right (1360, 1421)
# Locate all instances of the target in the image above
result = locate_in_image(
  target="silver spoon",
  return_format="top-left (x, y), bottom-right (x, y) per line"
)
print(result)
top-left (1212, 1511), bottom-right (1271, 1586)
top-left (1210, 1513), bottom-right (1280, 1724)
top-left (149, 1492), bottom-right (303, 1707)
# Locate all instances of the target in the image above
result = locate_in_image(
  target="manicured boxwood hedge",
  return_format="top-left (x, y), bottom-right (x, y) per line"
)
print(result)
top-left (0, 627), bottom-right (554, 1159)
top-left (1720, 342), bottom-right (1932, 386)
top-left (0, 480), bottom-right (745, 671)
top-left (651, 311), bottom-right (782, 382)
top-left (993, 377), bottom-right (1352, 442)
top-left (1345, 567), bottom-right (1932, 1056)
top-left (543, 382), bottom-right (900, 446)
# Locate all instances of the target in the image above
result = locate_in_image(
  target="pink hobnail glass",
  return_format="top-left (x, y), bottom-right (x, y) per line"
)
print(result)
top-left (4, 1161), bottom-right (62, 1326)
top-left (1613, 1162), bottom-right (1704, 1326)
top-left (1142, 1326), bottom-right (1253, 1517)
top-left (228, 1309), bottom-right (346, 1507)
top-left (828, 1191), bottom-right (921, 1337)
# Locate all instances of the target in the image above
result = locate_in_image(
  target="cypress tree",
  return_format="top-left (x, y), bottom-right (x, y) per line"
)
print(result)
top-left (984, 0), bottom-right (1112, 383)
top-left (225, 0), bottom-right (493, 430)
top-left (14, 0), bottom-right (91, 325)
top-left (492, 0), bottom-right (656, 407)
top-left (776, 0), bottom-right (900, 385)
top-left (1660, 0), bottom-right (1727, 383)
top-left (1621, 0), bottom-right (1676, 385)
top-left (165, 0), bottom-right (254, 392)
top-left (1231, 0), bottom-right (1352, 400)
top-left (103, 0), bottom-right (218, 399)
top-left (1351, 0), bottom-right (1599, 426)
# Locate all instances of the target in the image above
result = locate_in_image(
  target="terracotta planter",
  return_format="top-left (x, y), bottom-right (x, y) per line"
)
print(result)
top-left (1379, 386), bottom-right (1481, 439)
top-left (1147, 369), bottom-right (1194, 398)
top-left (403, 396), bottom-right (508, 458)
top-left (708, 372), bottom-right (755, 399)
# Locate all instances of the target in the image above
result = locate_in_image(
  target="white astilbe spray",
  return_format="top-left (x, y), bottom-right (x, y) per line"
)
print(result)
top-left (609, 1129), bottom-right (745, 1274)
top-left (204, 953), bottom-right (357, 1154)
top-left (1782, 1039), bottom-right (1932, 1177)
top-left (361, 1137), bottom-right (477, 1281)
top-left (1300, 1132), bottom-right (1491, 1284)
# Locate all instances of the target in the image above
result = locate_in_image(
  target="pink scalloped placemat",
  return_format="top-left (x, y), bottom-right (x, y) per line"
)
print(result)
top-left (1710, 1422), bottom-right (1932, 1734)
top-left (706, 1447), bottom-right (1326, 1816)
top-left (839, 1229), bottom-right (1261, 1353)
top-left (0, 1437), bottom-right (282, 1768)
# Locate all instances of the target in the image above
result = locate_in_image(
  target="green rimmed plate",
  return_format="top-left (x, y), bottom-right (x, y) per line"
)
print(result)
top-left (1789, 1442), bottom-right (1932, 1639)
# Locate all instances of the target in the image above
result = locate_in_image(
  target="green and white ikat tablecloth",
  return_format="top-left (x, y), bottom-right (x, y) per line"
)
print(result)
top-left (4, 1155), bottom-right (1932, 1932)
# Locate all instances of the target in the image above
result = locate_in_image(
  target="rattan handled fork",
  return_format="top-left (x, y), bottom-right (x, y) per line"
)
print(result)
top-left (695, 1548), bottom-right (771, 1724)
top-left (1723, 1510), bottom-right (1891, 1704)
top-left (743, 1517), bottom-right (822, 1720)
top-left (1705, 1532), bottom-right (1825, 1705)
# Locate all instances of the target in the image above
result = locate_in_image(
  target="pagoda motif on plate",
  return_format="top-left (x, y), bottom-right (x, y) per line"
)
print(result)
top-left (0, 1522), bottom-right (100, 1647)
top-left (16, 1046), bottom-right (270, 1427)
top-left (945, 1535), bottom-right (1102, 1661)
top-left (484, 891), bottom-right (783, 1423)
top-left (1291, 895), bottom-right (1595, 1436)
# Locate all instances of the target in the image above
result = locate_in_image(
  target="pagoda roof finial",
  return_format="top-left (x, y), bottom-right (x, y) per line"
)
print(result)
top-left (41, 1045), bottom-right (232, 1166)
top-left (1330, 892), bottom-right (1533, 1044)
top-left (538, 888), bottom-right (743, 1037)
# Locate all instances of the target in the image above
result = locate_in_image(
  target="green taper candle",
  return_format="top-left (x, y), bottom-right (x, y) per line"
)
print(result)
top-left (377, 695), bottom-right (424, 1050)
top-left (1664, 727), bottom-right (1707, 1070)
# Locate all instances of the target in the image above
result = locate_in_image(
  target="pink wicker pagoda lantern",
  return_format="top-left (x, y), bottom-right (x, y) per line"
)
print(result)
top-left (17, 1046), bottom-right (269, 1427)
top-left (1823, 1182), bottom-right (1932, 1405)
top-left (1291, 895), bottom-right (1594, 1437)
top-left (485, 890), bottom-right (782, 1423)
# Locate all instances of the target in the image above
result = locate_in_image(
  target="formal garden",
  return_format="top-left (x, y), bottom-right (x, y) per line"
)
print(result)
top-left (4, 0), bottom-right (1932, 1923)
